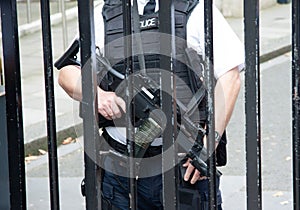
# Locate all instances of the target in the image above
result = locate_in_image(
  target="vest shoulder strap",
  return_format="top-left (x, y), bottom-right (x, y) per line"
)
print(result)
top-left (103, 0), bottom-right (120, 6)
top-left (174, 0), bottom-right (199, 15)
top-left (103, 0), bottom-right (199, 18)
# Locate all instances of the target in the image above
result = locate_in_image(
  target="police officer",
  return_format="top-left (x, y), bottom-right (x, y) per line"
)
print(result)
top-left (57, 0), bottom-right (244, 209)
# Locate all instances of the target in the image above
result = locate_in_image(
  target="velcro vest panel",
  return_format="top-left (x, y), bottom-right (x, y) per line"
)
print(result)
top-left (100, 0), bottom-right (206, 127)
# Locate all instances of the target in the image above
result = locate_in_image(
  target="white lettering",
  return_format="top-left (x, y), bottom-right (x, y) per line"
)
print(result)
top-left (140, 17), bottom-right (156, 29)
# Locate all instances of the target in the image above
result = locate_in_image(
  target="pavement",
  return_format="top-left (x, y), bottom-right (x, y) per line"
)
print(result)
top-left (3, 1), bottom-right (294, 209)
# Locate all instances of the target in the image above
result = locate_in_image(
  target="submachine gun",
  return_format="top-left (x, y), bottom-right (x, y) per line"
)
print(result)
top-left (54, 38), bottom-right (222, 178)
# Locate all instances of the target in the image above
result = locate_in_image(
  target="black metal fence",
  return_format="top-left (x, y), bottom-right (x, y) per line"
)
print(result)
top-left (1, 1), bottom-right (26, 209)
top-left (292, 0), bottom-right (300, 209)
top-left (244, 0), bottom-right (262, 209)
top-left (0, 0), bottom-right (299, 209)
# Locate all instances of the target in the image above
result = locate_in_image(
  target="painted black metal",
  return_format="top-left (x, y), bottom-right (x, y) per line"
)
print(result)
top-left (159, 0), bottom-right (178, 209)
top-left (292, 0), bottom-right (300, 209)
top-left (0, 1), bottom-right (27, 209)
top-left (0, 59), bottom-right (3, 85)
top-left (244, 0), bottom-right (262, 209)
top-left (203, 0), bottom-right (217, 209)
top-left (2, 0), bottom-right (298, 209)
top-left (40, 0), bottom-right (60, 209)
top-left (77, 0), bottom-right (100, 209)
top-left (123, 1), bottom-right (138, 209)
top-left (0, 87), bottom-right (10, 210)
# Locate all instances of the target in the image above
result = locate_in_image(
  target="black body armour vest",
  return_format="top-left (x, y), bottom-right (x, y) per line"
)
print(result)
top-left (99, 0), bottom-right (227, 167)
top-left (99, 0), bottom-right (207, 128)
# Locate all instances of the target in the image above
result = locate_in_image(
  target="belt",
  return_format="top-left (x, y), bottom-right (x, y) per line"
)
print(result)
top-left (102, 128), bottom-right (162, 158)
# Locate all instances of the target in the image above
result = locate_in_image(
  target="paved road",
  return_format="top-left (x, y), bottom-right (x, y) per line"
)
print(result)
top-left (221, 53), bottom-right (292, 209)
top-left (25, 54), bottom-right (293, 209)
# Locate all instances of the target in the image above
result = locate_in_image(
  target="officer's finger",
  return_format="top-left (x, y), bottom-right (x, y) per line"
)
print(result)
top-left (190, 170), bottom-right (201, 184)
top-left (184, 162), bottom-right (195, 181)
top-left (115, 96), bottom-right (126, 113)
top-left (98, 100), bottom-right (111, 118)
top-left (182, 159), bottom-right (191, 167)
top-left (102, 111), bottom-right (113, 120)
top-left (111, 102), bottom-right (122, 119)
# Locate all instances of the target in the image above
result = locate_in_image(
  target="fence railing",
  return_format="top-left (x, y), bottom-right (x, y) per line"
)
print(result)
top-left (1, 1), bottom-right (26, 208)
top-left (16, 0), bottom-right (76, 49)
top-left (244, 0), bottom-right (262, 208)
top-left (292, 0), bottom-right (300, 209)
top-left (0, 0), bottom-right (299, 209)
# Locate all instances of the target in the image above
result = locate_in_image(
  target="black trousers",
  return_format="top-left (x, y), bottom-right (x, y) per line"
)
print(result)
top-left (101, 155), bottom-right (223, 210)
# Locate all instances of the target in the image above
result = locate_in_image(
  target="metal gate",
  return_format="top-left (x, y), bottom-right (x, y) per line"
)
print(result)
top-left (0, 0), bottom-right (299, 209)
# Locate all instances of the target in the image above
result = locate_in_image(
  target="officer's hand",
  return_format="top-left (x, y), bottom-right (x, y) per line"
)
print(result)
top-left (97, 87), bottom-right (126, 120)
top-left (182, 158), bottom-right (207, 184)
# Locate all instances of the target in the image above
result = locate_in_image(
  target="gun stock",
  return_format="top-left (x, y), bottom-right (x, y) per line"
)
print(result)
top-left (54, 39), bottom-right (81, 70)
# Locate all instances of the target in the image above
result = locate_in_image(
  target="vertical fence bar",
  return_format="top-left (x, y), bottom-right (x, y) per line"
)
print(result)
top-left (0, 57), bottom-right (4, 85)
top-left (0, 0), bottom-right (26, 209)
top-left (0, 87), bottom-right (10, 209)
top-left (77, 0), bottom-right (99, 209)
top-left (40, 0), bottom-right (60, 209)
top-left (292, 0), bottom-right (300, 209)
top-left (159, 0), bottom-right (177, 209)
top-left (244, 0), bottom-right (262, 209)
top-left (123, 0), bottom-right (138, 209)
top-left (59, 0), bottom-right (68, 50)
top-left (203, 0), bottom-right (217, 209)
top-left (26, 0), bottom-right (32, 23)
top-left (0, 59), bottom-right (3, 85)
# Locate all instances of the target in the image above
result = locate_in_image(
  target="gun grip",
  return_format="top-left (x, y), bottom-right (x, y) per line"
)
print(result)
top-left (191, 157), bottom-right (222, 178)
